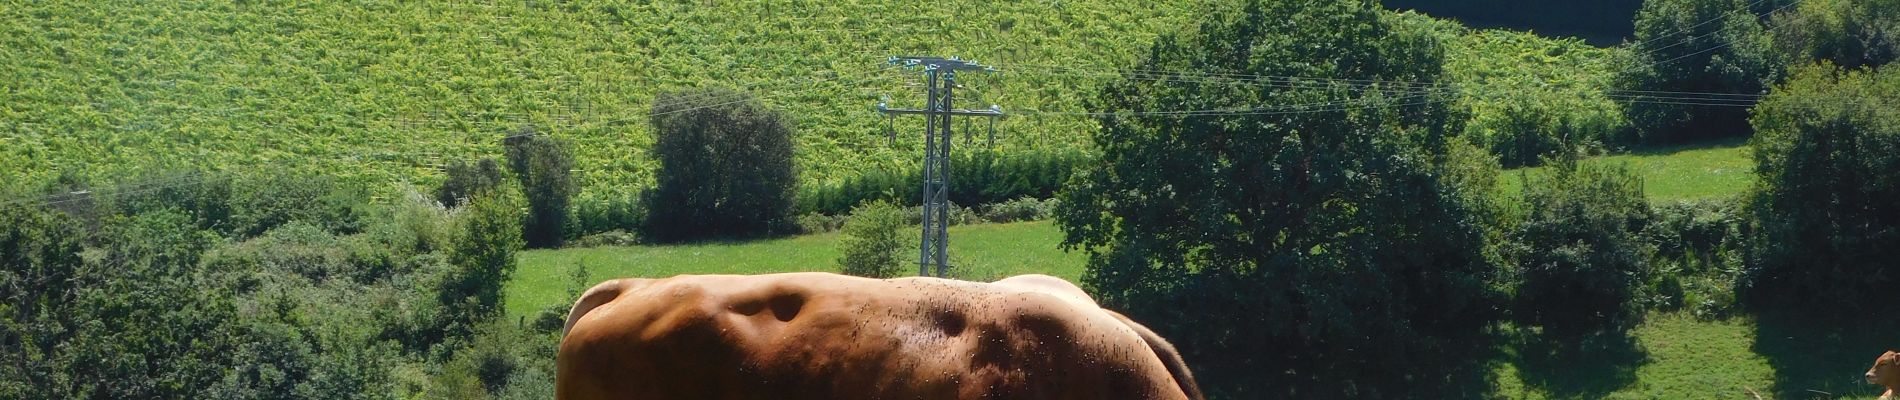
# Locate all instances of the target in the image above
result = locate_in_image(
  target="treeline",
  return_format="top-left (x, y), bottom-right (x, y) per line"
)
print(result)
top-left (1057, 0), bottom-right (1900, 398)
top-left (0, 171), bottom-right (558, 399)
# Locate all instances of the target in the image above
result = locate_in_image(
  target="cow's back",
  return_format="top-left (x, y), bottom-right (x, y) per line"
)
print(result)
top-left (557, 272), bottom-right (1191, 400)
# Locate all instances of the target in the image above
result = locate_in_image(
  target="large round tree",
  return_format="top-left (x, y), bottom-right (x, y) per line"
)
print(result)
top-left (644, 88), bottom-right (797, 242)
top-left (1055, 0), bottom-right (1504, 397)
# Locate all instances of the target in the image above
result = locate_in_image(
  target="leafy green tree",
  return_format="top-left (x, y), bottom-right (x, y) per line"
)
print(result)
top-left (644, 88), bottom-right (797, 242)
top-left (436, 158), bottom-right (506, 209)
top-left (1508, 159), bottom-right (1651, 338)
top-left (504, 128), bottom-right (578, 248)
top-left (1617, 0), bottom-right (1783, 144)
top-left (837, 200), bottom-right (908, 279)
top-left (1743, 63), bottom-right (1900, 317)
top-left (1056, 1), bottom-right (1504, 397)
top-left (440, 191), bottom-right (525, 338)
top-left (1771, 0), bottom-right (1899, 69)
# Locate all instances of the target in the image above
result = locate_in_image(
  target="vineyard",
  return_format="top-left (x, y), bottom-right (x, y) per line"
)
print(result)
top-left (0, 0), bottom-right (1622, 207)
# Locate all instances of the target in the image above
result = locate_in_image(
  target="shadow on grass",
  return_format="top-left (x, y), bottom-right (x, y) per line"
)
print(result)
top-left (1753, 311), bottom-right (1895, 399)
top-left (1510, 328), bottom-right (1648, 399)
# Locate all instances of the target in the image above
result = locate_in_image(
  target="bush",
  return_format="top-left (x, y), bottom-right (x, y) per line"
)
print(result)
top-left (979, 196), bottom-right (1057, 223)
top-left (644, 88), bottom-right (797, 242)
top-left (1476, 94), bottom-right (1619, 167)
top-left (438, 192), bottom-right (525, 339)
top-left (837, 200), bottom-right (909, 279)
top-left (570, 191), bottom-right (640, 238)
top-left (1508, 159), bottom-right (1651, 338)
top-left (1742, 63), bottom-right (1900, 317)
top-left (792, 213), bottom-right (847, 235)
top-left (1057, 1), bottom-right (1503, 396)
top-left (1615, 0), bottom-right (1784, 144)
top-left (797, 149), bottom-right (1087, 215)
top-left (436, 158), bottom-right (506, 209)
top-left (503, 129), bottom-right (578, 249)
top-left (227, 170), bottom-right (371, 238)
top-left (569, 230), bottom-right (638, 248)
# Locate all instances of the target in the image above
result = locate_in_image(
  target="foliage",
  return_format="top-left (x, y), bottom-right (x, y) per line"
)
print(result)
top-left (570, 191), bottom-right (641, 239)
top-left (504, 129), bottom-right (578, 249)
top-left (1616, 0), bottom-right (1784, 144)
top-left (1507, 159), bottom-right (1651, 338)
top-left (1440, 25), bottom-right (1626, 163)
top-left (1642, 198), bottom-right (1748, 319)
top-left (1770, 0), bottom-right (1900, 69)
top-left (644, 88), bottom-right (798, 242)
top-left (837, 200), bottom-right (909, 279)
top-left (797, 149), bottom-right (1087, 215)
top-left (568, 230), bottom-right (639, 248)
top-left (978, 196), bottom-right (1058, 224)
top-left (436, 158), bottom-right (506, 209)
top-left (1056, 1), bottom-right (1504, 397)
top-left (440, 192), bottom-right (526, 340)
top-left (1742, 63), bottom-right (1900, 318)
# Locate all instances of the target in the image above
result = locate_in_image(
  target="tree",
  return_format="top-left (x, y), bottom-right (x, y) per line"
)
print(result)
top-left (440, 191), bottom-right (525, 337)
top-left (503, 128), bottom-right (578, 249)
top-left (837, 200), bottom-right (907, 279)
top-left (643, 88), bottom-right (797, 242)
top-left (1056, 1), bottom-right (1504, 397)
top-left (1743, 63), bottom-right (1900, 318)
top-left (1617, 0), bottom-right (1783, 144)
top-left (1508, 158), bottom-right (1651, 338)
top-left (1771, 0), bottom-right (1899, 69)
top-left (436, 158), bottom-right (506, 209)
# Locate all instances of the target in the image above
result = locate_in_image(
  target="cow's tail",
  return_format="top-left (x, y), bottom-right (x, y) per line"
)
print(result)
top-left (1106, 310), bottom-right (1206, 400)
top-left (562, 279), bottom-right (626, 341)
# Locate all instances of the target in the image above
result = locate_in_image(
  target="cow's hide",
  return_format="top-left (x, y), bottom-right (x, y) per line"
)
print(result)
top-left (557, 272), bottom-right (1202, 400)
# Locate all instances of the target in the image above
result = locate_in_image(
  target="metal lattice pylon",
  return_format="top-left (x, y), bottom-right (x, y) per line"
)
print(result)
top-left (876, 56), bottom-right (1003, 277)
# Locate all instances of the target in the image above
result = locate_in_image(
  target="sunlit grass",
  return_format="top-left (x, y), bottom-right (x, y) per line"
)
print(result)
top-left (1500, 138), bottom-right (1754, 202)
top-left (504, 220), bottom-right (1084, 319)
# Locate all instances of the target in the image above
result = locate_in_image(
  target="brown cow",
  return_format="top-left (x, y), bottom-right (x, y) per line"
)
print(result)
top-left (557, 273), bottom-right (1203, 400)
top-left (1869, 350), bottom-right (1900, 399)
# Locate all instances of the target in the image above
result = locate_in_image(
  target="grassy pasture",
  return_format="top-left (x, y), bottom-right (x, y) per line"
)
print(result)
top-left (1499, 138), bottom-right (1754, 202)
top-left (505, 220), bottom-right (1084, 319)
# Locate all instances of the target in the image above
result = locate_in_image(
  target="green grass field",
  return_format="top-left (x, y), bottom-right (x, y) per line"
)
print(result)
top-left (1500, 138), bottom-right (1755, 202)
top-left (506, 220), bottom-right (1085, 318)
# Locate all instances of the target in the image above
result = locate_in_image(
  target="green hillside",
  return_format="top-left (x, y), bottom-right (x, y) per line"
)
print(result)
top-left (1, 1), bottom-right (1630, 207)
top-left (0, 0), bottom-right (1211, 201)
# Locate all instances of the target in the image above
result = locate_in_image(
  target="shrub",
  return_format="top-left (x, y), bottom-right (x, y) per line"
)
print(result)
top-left (793, 213), bottom-right (848, 235)
top-left (980, 196), bottom-right (1057, 223)
top-left (227, 170), bottom-right (371, 238)
top-left (504, 129), bottom-right (578, 248)
top-left (1742, 63), bottom-right (1900, 318)
top-left (571, 191), bottom-right (640, 238)
top-left (569, 230), bottom-right (639, 248)
top-left (837, 200), bottom-right (909, 279)
top-left (796, 149), bottom-right (1087, 215)
top-left (438, 192), bottom-right (525, 338)
top-left (1476, 94), bottom-right (1619, 167)
top-left (436, 158), bottom-right (506, 209)
top-left (1508, 159), bottom-right (1650, 338)
top-left (1615, 0), bottom-right (1784, 144)
top-left (644, 88), bottom-right (797, 242)
top-left (1057, 1), bottom-right (1503, 396)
